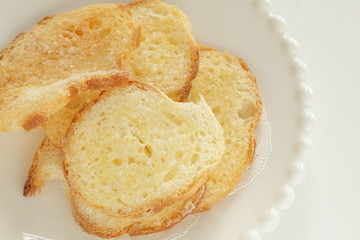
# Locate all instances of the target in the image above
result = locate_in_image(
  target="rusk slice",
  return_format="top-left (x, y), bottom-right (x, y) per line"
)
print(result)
top-left (63, 81), bottom-right (224, 218)
top-left (187, 47), bottom-right (262, 212)
top-left (23, 137), bottom-right (206, 238)
top-left (127, 0), bottom-right (199, 101)
top-left (0, 4), bottom-right (138, 131)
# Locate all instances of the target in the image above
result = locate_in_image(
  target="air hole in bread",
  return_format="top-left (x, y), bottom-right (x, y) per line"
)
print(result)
top-left (133, 68), bottom-right (144, 76)
top-left (167, 90), bottom-right (181, 100)
top-left (212, 106), bottom-right (221, 116)
top-left (61, 33), bottom-right (72, 39)
top-left (199, 130), bottom-right (206, 137)
top-left (144, 145), bottom-right (152, 158)
top-left (81, 146), bottom-right (86, 151)
top-left (191, 154), bottom-right (199, 164)
top-left (89, 19), bottom-right (101, 30)
top-left (237, 99), bottom-right (256, 119)
top-left (168, 38), bottom-right (178, 45)
top-left (175, 151), bottom-right (183, 160)
top-left (113, 158), bottom-right (122, 166)
top-left (128, 157), bottom-right (135, 164)
top-left (75, 29), bottom-right (83, 37)
top-left (163, 168), bottom-right (178, 182)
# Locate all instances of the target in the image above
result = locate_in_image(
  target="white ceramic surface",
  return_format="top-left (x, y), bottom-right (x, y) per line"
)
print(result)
top-left (0, 0), bottom-right (311, 239)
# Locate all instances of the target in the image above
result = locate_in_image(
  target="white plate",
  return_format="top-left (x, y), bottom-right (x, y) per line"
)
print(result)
top-left (0, 0), bottom-right (312, 239)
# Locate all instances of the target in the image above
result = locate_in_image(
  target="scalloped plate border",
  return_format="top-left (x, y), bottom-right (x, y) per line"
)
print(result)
top-left (239, 0), bottom-right (314, 239)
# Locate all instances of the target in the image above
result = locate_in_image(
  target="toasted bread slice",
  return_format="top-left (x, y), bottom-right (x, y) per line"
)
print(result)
top-left (63, 81), bottom-right (224, 218)
top-left (0, 4), bottom-right (139, 132)
top-left (24, 137), bottom-right (206, 238)
top-left (127, 0), bottom-right (199, 101)
top-left (187, 47), bottom-right (262, 212)
top-left (42, 90), bottom-right (101, 147)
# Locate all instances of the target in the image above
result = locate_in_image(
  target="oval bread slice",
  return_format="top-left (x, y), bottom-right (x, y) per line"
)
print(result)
top-left (187, 47), bottom-right (262, 212)
top-left (23, 137), bottom-right (206, 238)
top-left (127, 0), bottom-right (199, 101)
top-left (0, 4), bottom-right (138, 132)
top-left (63, 81), bottom-right (224, 218)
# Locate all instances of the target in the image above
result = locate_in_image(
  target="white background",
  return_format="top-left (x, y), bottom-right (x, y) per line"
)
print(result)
top-left (266, 0), bottom-right (360, 239)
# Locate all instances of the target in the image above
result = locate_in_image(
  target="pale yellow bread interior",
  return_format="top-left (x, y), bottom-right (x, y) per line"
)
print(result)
top-left (127, 0), bottom-right (199, 101)
top-left (63, 81), bottom-right (224, 218)
top-left (0, 3), bottom-right (138, 131)
top-left (187, 47), bottom-right (262, 212)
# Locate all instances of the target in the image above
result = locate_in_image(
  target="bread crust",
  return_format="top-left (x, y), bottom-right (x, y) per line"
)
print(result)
top-left (23, 137), bottom-right (65, 197)
top-left (67, 184), bottom-right (206, 238)
top-left (23, 139), bottom-right (49, 197)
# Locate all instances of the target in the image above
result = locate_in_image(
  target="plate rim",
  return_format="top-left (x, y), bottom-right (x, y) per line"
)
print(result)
top-left (239, 0), bottom-right (314, 239)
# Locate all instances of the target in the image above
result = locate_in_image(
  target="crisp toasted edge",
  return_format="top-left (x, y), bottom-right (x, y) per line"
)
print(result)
top-left (23, 138), bottom-right (49, 197)
top-left (23, 137), bottom-right (64, 196)
top-left (127, 0), bottom-right (200, 102)
top-left (128, 184), bottom-right (206, 236)
top-left (63, 81), bottom-right (209, 218)
top-left (67, 184), bottom-right (206, 238)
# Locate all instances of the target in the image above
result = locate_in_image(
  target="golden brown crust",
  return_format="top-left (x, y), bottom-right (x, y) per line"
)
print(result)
top-left (129, 184), bottom-right (206, 236)
top-left (84, 74), bottom-right (129, 90)
top-left (68, 86), bottom-right (79, 98)
top-left (198, 44), bottom-right (216, 52)
top-left (23, 139), bottom-right (48, 197)
top-left (67, 184), bottom-right (206, 238)
top-left (23, 114), bottom-right (48, 131)
top-left (127, 0), bottom-right (163, 8)
top-left (247, 134), bottom-right (257, 166)
top-left (67, 189), bottom-right (129, 239)
top-left (178, 46), bottom-right (200, 102)
top-left (37, 15), bottom-right (53, 25)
